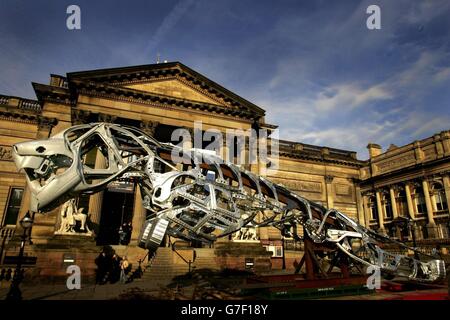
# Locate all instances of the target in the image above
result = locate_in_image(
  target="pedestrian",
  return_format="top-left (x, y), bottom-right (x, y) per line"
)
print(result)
top-left (110, 254), bottom-right (121, 283)
top-left (95, 251), bottom-right (107, 284)
top-left (120, 256), bottom-right (129, 283)
top-left (119, 225), bottom-right (127, 245)
top-left (126, 222), bottom-right (133, 244)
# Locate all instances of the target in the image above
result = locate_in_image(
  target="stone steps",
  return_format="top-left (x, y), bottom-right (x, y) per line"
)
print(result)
top-left (192, 257), bottom-right (220, 270)
top-left (136, 248), bottom-right (191, 283)
top-left (191, 248), bottom-right (220, 270)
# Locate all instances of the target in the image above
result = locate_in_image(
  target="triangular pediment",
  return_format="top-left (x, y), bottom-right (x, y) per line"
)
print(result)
top-left (66, 62), bottom-right (266, 120)
top-left (122, 77), bottom-right (226, 106)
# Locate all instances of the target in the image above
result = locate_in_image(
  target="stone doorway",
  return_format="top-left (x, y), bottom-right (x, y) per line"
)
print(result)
top-left (97, 189), bottom-right (135, 245)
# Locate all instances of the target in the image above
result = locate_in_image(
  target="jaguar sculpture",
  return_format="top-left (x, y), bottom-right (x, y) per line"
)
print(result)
top-left (11, 123), bottom-right (446, 283)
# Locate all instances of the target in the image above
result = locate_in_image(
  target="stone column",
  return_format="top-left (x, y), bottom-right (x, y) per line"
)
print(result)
top-left (182, 126), bottom-right (194, 150)
top-left (354, 181), bottom-right (364, 225)
top-left (431, 191), bottom-right (438, 212)
top-left (325, 175), bottom-right (334, 209)
top-left (130, 187), bottom-right (147, 246)
top-left (422, 179), bottom-right (436, 237)
top-left (362, 194), bottom-right (371, 227)
top-left (222, 135), bottom-right (230, 164)
top-left (389, 187), bottom-right (399, 219)
top-left (243, 135), bottom-right (251, 171)
top-left (442, 175), bottom-right (450, 211)
top-left (405, 183), bottom-right (415, 218)
top-left (375, 190), bottom-right (385, 233)
top-left (256, 130), bottom-right (268, 177)
top-left (88, 150), bottom-right (107, 235)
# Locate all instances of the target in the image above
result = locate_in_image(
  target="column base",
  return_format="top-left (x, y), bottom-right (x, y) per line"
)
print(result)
top-left (426, 223), bottom-right (437, 239)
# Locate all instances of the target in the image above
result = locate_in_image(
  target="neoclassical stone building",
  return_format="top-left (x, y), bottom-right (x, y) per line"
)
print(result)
top-left (0, 62), bottom-right (448, 280)
top-left (360, 137), bottom-right (450, 241)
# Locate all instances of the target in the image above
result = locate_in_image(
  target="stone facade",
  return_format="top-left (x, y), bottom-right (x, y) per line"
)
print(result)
top-left (361, 136), bottom-right (450, 241)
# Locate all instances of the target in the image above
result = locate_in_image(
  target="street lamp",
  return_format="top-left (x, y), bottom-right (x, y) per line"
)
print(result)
top-left (397, 216), bottom-right (419, 260)
top-left (6, 211), bottom-right (34, 300)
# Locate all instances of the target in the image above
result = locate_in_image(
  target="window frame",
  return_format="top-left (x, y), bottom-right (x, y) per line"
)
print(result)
top-left (2, 187), bottom-right (25, 227)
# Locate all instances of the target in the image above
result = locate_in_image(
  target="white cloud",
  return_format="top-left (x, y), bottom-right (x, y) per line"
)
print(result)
top-left (315, 83), bottom-right (392, 112)
top-left (433, 67), bottom-right (450, 83)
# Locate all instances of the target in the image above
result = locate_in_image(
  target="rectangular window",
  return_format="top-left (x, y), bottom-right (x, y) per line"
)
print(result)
top-left (3, 188), bottom-right (24, 226)
top-left (416, 196), bottom-right (426, 214)
top-left (264, 245), bottom-right (283, 257)
top-left (370, 204), bottom-right (378, 220)
top-left (385, 203), bottom-right (393, 219)
top-left (436, 192), bottom-right (448, 211)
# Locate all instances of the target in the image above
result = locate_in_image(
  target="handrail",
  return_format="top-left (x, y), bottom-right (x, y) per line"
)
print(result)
top-left (138, 250), bottom-right (150, 266)
top-left (170, 240), bottom-right (196, 272)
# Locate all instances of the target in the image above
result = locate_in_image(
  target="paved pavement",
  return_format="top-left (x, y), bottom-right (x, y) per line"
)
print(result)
top-left (0, 279), bottom-right (173, 300)
top-left (0, 279), bottom-right (448, 300)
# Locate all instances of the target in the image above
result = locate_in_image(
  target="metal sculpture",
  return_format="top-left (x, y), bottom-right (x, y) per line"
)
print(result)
top-left (12, 123), bottom-right (446, 283)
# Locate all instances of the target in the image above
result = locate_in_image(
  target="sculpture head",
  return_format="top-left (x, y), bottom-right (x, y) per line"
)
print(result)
top-left (12, 123), bottom-right (157, 212)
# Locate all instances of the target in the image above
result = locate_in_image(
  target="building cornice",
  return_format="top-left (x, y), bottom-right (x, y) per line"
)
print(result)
top-left (71, 79), bottom-right (258, 122)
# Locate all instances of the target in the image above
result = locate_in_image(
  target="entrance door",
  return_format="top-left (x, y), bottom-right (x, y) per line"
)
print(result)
top-left (97, 189), bottom-right (135, 245)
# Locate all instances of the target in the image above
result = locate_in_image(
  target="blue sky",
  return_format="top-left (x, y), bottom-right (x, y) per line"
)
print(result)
top-left (1, 0), bottom-right (450, 159)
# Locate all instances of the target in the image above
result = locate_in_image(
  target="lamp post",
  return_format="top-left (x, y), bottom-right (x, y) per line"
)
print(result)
top-left (6, 211), bottom-right (33, 300)
top-left (395, 216), bottom-right (419, 259)
top-left (404, 218), bottom-right (419, 260)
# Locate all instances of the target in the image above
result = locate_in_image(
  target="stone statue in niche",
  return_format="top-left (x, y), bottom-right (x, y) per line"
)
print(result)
top-left (55, 199), bottom-right (92, 235)
top-left (232, 227), bottom-right (259, 241)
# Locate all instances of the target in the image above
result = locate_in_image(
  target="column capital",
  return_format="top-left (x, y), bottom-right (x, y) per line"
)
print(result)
top-left (401, 180), bottom-right (414, 187)
top-left (325, 175), bottom-right (334, 184)
top-left (375, 187), bottom-right (388, 195)
top-left (140, 120), bottom-right (159, 136)
top-left (37, 116), bottom-right (58, 131)
top-left (388, 184), bottom-right (402, 192)
top-left (422, 178), bottom-right (435, 195)
top-left (98, 113), bottom-right (117, 123)
top-left (361, 190), bottom-right (374, 197)
top-left (72, 109), bottom-right (91, 125)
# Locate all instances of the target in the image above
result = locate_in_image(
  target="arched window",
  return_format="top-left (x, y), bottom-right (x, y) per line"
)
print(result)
top-left (413, 186), bottom-right (427, 214)
top-left (432, 182), bottom-right (448, 212)
top-left (395, 189), bottom-right (408, 217)
top-left (383, 193), bottom-right (393, 219)
top-left (368, 196), bottom-right (378, 220)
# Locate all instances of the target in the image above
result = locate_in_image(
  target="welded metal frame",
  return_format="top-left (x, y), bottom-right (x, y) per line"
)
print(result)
top-left (12, 123), bottom-right (446, 283)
